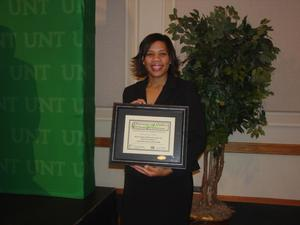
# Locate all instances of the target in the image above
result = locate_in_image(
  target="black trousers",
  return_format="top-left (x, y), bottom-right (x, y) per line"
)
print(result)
top-left (120, 167), bottom-right (193, 225)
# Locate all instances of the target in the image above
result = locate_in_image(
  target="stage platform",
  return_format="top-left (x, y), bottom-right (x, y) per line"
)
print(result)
top-left (0, 186), bottom-right (117, 225)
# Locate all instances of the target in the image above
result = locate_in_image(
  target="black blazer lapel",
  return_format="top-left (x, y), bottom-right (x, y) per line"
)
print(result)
top-left (155, 76), bottom-right (177, 105)
top-left (137, 78), bottom-right (147, 101)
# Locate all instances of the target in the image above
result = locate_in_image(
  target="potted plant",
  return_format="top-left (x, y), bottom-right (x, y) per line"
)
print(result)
top-left (167, 6), bottom-right (280, 221)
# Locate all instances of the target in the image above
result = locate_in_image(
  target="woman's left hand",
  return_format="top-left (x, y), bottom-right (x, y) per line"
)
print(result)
top-left (131, 165), bottom-right (173, 177)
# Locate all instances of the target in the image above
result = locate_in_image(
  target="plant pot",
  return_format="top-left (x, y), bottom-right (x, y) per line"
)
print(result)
top-left (190, 218), bottom-right (230, 225)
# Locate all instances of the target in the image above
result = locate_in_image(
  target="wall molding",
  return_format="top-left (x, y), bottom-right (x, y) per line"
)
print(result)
top-left (95, 137), bottom-right (111, 148)
top-left (96, 109), bottom-right (300, 126)
top-left (125, 0), bottom-right (138, 87)
top-left (225, 142), bottom-right (300, 155)
top-left (95, 110), bottom-right (300, 155)
top-left (265, 111), bottom-right (300, 127)
top-left (95, 137), bottom-right (300, 156)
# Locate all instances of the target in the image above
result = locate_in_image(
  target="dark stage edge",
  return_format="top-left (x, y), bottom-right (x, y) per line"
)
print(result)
top-left (0, 186), bottom-right (117, 225)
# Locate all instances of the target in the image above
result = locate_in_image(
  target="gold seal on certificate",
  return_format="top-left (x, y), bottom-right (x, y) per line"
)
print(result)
top-left (109, 103), bottom-right (189, 169)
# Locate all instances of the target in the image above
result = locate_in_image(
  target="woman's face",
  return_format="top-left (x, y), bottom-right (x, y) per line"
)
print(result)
top-left (143, 41), bottom-right (170, 79)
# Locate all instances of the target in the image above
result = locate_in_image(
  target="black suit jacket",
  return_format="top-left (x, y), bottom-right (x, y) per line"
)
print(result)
top-left (123, 75), bottom-right (206, 172)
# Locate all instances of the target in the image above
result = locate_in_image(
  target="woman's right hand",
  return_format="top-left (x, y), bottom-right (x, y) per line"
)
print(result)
top-left (131, 165), bottom-right (173, 177)
top-left (131, 98), bottom-right (146, 104)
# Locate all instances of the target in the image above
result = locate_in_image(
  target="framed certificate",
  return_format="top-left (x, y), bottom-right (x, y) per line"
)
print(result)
top-left (109, 103), bottom-right (189, 169)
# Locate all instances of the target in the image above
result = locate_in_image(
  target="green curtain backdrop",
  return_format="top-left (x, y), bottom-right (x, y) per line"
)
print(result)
top-left (0, 0), bottom-right (95, 199)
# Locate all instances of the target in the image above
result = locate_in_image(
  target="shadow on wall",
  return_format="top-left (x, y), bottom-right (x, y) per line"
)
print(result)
top-left (0, 25), bottom-right (47, 195)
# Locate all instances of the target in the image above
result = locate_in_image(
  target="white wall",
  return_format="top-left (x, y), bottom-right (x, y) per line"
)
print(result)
top-left (95, 0), bottom-right (125, 107)
top-left (175, 0), bottom-right (300, 112)
top-left (94, 0), bottom-right (300, 200)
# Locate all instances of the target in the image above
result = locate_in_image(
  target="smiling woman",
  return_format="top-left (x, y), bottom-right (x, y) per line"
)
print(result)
top-left (143, 41), bottom-right (170, 79)
top-left (119, 33), bottom-right (207, 225)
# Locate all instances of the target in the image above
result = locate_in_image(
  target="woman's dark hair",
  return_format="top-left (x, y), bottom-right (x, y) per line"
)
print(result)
top-left (131, 33), bottom-right (180, 78)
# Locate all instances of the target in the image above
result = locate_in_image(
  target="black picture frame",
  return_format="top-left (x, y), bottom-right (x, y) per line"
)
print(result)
top-left (109, 103), bottom-right (189, 169)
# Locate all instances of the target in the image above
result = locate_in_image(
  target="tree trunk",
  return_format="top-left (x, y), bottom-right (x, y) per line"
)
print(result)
top-left (202, 145), bottom-right (223, 206)
top-left (191, 145), bottom-right (234, 222)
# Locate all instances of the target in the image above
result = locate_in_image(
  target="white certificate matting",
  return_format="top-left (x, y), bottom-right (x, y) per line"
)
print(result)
top-left (123, 115), bottom-right (175, 155)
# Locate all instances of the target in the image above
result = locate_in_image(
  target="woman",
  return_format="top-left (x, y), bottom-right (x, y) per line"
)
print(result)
top-left (120, 33), bottom-right (206, 225)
